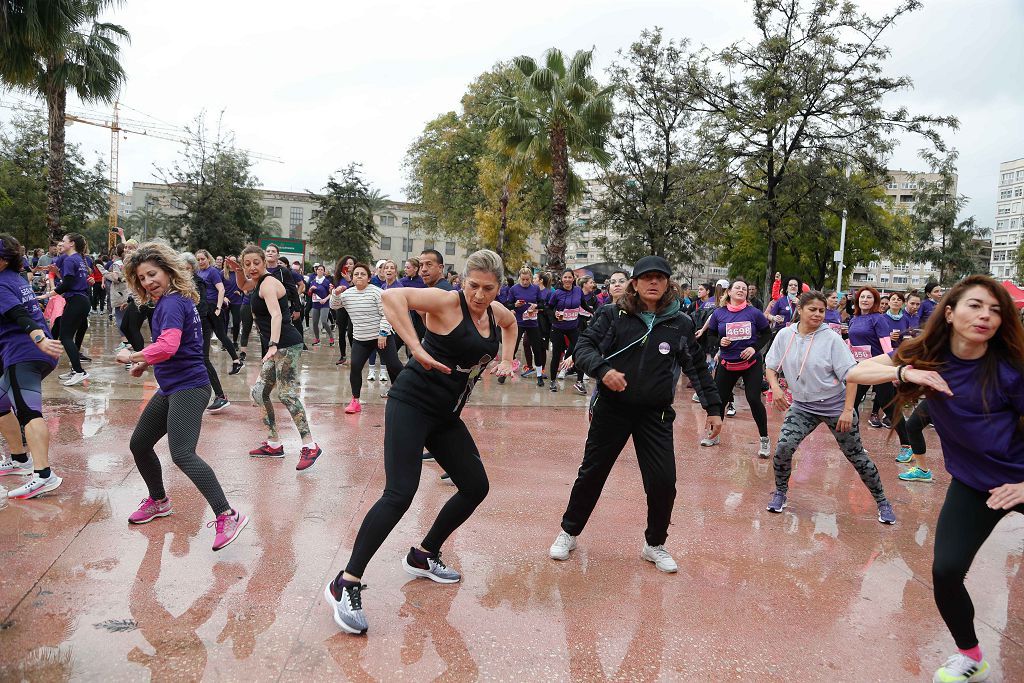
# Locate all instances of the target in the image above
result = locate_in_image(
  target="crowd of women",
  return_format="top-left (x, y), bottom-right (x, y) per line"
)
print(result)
top-left (0, 231), bottom-right (1020, 683)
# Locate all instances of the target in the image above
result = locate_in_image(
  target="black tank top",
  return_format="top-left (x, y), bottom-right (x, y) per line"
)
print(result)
top-left (251, 273), bottom-right (303, 352)
top-left (388, 291), bottom-right (500, 417)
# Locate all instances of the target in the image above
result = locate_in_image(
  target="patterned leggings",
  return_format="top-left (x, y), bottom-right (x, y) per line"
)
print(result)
top-left (773, 406), bottom-right (887, 503)
top-left (251, 343), bottom-right (311, 442)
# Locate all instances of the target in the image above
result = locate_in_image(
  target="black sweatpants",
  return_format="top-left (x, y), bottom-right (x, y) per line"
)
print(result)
top-left (91, 281), bottom-right (105, 311)
top-left (58, 294), bottom-right (90, 373)
top-left (561, 398), bottom-right (676, 546)
top-left (120, 299), bottom-right (147, 352)
top-left (515, 325), bottom-right (546, 372)
top-left (855, 381), bottom-right (910, 445)
top-left (550, 327), bottom-right (583, 382)
top-left (227, 303), bottom-right (243, 344)
top-left (933, 478), bottom-right (1024, 649)
top-left (348, 337), bottom-right (403, 399)
top-left (202, 309), bottom-right (238, 361)
top-left (129, 384), bottom-right (230, 515)
top-left (344, 398), bottom-right (489, 578)
top-left (715, 354), bottom-right (768, 437)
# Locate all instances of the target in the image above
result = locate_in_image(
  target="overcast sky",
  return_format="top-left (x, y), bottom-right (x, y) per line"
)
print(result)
top-left (3, 0), bottom-right (1021, 225)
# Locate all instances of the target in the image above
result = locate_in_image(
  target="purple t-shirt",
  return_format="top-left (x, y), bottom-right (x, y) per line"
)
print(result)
top-left (769, 296), bottom-right (797, 329)
top-left (509, 283), bottom-right (544, 328)
top-left (549, 286), bottom-right (584, 330)
top-left (150, 293), bottom-right (208, 395)
top-left (879, 312), bottom-right (910, 346)
top-left (308, 275), bottom-right (333, 309)
top-left (708, 305), bottom-right (770, 361)
top-left (59, 253), bottom-right (90, 298)
top-left (824, 309), bottom-right (842, 324)
top-left (399, 275), bottom-right (426, 288)
top-left (929, 354), bottom-right (1024, 492)
top-left (905, 312), bottom-right (921, 330)
top-left (847, 312), bottom-right (889, 358)
top-left (920, 298), bottom-right (937, 324)
top-left (223, 271), bottom-right (241, 305)
top-left (0, 269), bottom-right (56, 368)
top-left (198, 267), bottom-right (223, 304)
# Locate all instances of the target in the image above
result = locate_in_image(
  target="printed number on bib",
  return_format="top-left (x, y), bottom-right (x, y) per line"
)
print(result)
top-left (725, 321), bottom-right (752, 341)
top-left (850, 344), bottom-right (872, 361)
top-left (522, 308), bottom-right (538, 321)
top-left (561, 307), bottom-right (580, 321)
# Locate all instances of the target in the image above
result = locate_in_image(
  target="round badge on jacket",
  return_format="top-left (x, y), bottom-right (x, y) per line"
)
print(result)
top-left (658, 342), bottom-right (671, 354)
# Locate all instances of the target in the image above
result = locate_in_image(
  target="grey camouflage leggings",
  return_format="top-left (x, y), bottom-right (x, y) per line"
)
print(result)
top-left (251, 344), bottom-right (311, 442)
top-left (773, 406), bottom-right (887, 503)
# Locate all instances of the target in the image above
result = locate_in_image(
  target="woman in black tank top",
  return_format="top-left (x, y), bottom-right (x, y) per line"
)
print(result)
top-left (324, 249), bottom-right (518, 635)
top-left (228, 247), bottom-right (321, 471)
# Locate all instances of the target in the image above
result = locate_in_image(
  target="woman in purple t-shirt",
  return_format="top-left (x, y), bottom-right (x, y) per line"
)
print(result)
top-left (36, 232), bottom-right (91, 386)
top-left (117, 243), bottom-right (248, 552)
top-left (548, 270), bottom-right (586, 394)
top-left (848, 275), bottom-right (1024, 682)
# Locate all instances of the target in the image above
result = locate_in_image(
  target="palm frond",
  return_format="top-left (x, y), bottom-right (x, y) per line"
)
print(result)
top-left (566, 49), bottom-right (594, 83)
top-left (513, 55), bottom-right (537, 77)
top-left (543, 48), bottom-right (567, 78)
top-left (528, 67), bottom-right (555, 93)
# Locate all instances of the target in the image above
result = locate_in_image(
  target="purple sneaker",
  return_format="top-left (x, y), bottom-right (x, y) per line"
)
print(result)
top-left (129, 497), bottom-right (173, 524)
top-left (209, 509), bottom-right (249, 551)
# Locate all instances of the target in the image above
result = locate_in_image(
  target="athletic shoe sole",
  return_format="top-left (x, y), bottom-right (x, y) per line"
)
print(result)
top-left (249, 452), bottom-right (285, 458)
top-left (62, 374), bottom-right (88, 387)
top-left (322, 583), bottom-right (367, 634)
top-left (207, 402), bottom-right (230, 413)
top-left (129, 508), bottom-right (173, 524)
top-left (766, 503), bottom-right (787, 513)
top-left (898, 475), bottom-right (933, 483)
top-left (0, 467), bottom-right (33, 477)
top-left (9, 476), bottom-right (62, 499)
top-left (401, 555), bottom-right (460, 583)
top-left (641, 549), bottom-right (678, 573)
top-left (212, 514), bottom-right (249, 551)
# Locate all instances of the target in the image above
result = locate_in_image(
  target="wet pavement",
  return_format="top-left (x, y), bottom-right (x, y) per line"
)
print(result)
top-left (1, 317), bottom-right (1021, 681)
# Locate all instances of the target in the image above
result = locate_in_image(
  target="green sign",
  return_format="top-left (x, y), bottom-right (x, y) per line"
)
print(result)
top-left (259, 236), bottom-right (305, 254)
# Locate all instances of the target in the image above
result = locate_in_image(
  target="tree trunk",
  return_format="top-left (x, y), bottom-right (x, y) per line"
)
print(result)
top-left (498, 181), bottom-right (509, 266)
top-left (547, 125), bottom-right (569, 272)
top-left (45, 70), bottom-right (67, 245)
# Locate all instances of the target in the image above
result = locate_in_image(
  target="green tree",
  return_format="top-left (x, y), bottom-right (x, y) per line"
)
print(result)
top-left (157, 113), bottom-right (264, 256)
top-left (686, 0), bottom-right (956, 295)
top-left (491, 48), bottom-right (614, 270)
top-left (307, 164), bottom-right (382, 264)
top-left (0, 0), bottom-right (128, 243)
top-left (123, 201), bottom-right (174, 242)
top-left (1013, 245), bottom-right (1024, 284)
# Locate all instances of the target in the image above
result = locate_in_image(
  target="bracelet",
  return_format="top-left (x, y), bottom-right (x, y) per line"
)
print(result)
top-left (895, 365), bottom-right (905, 383)
top-left (268, 341), bottom-right (278, 347)
top-left (379, 331), bottom-right (389, 337)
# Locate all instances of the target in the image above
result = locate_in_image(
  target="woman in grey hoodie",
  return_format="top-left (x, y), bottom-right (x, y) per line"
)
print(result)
top-left (763, 291), bottom-right (896, 525)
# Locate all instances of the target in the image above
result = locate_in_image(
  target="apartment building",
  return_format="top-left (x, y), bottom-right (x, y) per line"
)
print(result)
top-left (991, 158), bottom-right (1024, 281)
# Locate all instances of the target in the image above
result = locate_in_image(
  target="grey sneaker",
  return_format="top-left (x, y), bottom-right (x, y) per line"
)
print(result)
top-left (641, 543), bottom-right (678, 573)
top-left (877, 501), bottom-right (896, 525)
top-left (758, 436), bottom-right (771, 458)
top-left (767, 491), bottom-right (787, 513)
top-left (725, 403), bottom-right (736, 417)
top-left (207, 397), bottom-right (230, 413)
top-left (549, 530), bottom-right (577, 560)
top-left (402, 547), bottom-right (461, 583)
top-left (700, 435), bottom-right (720, 447)
top-left (324, 580), bottom-right (368, 634)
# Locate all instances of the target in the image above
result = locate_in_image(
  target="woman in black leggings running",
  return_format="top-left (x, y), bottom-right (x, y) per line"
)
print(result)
top-left (324, 249), bottom-right (517, 635)
top-left (37, 232), bottom-right (91, 387)
top-left (847, 275), bottom-right (1024, 683)
top-left (116, 243), bottom-right (248, 551)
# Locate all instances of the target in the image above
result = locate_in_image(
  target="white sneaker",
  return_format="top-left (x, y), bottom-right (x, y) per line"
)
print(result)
top-left (932, 653), bottom-right (990, 682)
top-left (700, 435), bottom-right (720, 447)
top-left (367, 368), bottom-right (376, 382)
top-left (8, 473), bottom-right (62, 499)
top-left (557, 370), bottom-right (566, 380)
top-left (725, 403), bottom-right (736, 417)
top-left (549, 530), bottom-right (577, 560)
top-left (691, 392), bottom-right (701, 403)
top-left (758, 436), bottom-right (771, 458)
top-left (58, 370), bottom-right (76, 380)
top-left (61, 371), bottom-right (89, 387)
top-left (377, 368), bottom-right (388, 383)
top-left (641, 543), bottom-right (678, 573)
top-left (0, 457), bottom-right (33, 476)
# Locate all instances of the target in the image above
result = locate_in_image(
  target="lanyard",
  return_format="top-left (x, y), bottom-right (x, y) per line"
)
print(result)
top-left (775, 328), bottom-right (817, 382)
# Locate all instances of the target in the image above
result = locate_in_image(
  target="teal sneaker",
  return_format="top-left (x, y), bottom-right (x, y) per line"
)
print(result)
top-left (898, 466), bottom-right (933, 483)
top-left (895, 446), bottom-right (914, 463)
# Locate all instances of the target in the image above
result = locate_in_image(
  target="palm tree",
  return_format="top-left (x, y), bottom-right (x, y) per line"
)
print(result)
top-left (0, 0), bottom-right (129, 243)
top-left (490, 48), bottom-right (613, 271)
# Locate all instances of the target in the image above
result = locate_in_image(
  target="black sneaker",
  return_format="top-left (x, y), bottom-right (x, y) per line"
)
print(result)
top-left (498, 375), bottom-right (506, 385)
top-left (228, 360), bottom-right (244, 376)
top-left (207, 397), bottom-right (230, 413)
top-left (324, 580), bottom-right (368, 634)
top-left (402, 547), bottom-right (460, 583)
top-left (573, 380), bottom-right (586, 395)
top-left (79, 355), bottom-right (92, 363)
top-left (549, 380), bottom-right (558, 393)
top-left (868, 413), bottom-right (883, 428)
top-left (238, 351), bottom-right (247, 362)
top-left (881, 416), bottom-right (893, 429)
top-left (336, 356), bottom-right (347, 366)
top-left (537, 375), bottom-right (544, 388)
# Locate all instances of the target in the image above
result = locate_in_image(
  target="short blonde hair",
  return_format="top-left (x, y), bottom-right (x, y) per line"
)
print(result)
top-left (463, 249), bottom-right (503, 282)
top-left (124, 242), bottom-right (200, 304)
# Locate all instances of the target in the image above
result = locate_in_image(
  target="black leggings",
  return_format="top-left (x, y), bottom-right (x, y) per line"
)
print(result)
top-left (58, 294), bottom-right (90, 373)
top-left (239, 304), bottom-right (254, 349)
top-left (227, 303), bottom-right (243, 344)
top-left (203, 309), bottom-right (238, 361)
top-left (120, 299), bottom-right (148, 352)
top-left (129, 384), bottom-right (230, 515)
top-left (906, 400), bottom-right (931, 455)
top-left (855, 382), bottom-right (910, 445)
top-left (335, 309), bottom-right (355, 359)
top-left (715, 355), bottom-right (768, 437)
top-left (91, 281), bottom-right (105, 311)
top-left (200, 313), bottom-right (225, 399)
top-left (515, 325), bottom-right (546, 371)
top-left (550, 327), bottom-right (583, 381)
top-left (344, 398), bottom-right (489, 578)
top-left (933, 478), bottom-right (1024, 649)
top-left (348, 337), bottom-right (403, 399)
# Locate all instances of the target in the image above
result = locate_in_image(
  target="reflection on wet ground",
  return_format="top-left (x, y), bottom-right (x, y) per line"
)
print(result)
top-left (0, 319), bottom-right (1021, 681)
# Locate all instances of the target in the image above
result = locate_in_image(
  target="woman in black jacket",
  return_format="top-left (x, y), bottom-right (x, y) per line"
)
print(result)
top-left (548, 256), bottom-right (723, 573)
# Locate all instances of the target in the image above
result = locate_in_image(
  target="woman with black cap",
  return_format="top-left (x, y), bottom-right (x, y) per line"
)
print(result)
top-left (548, 255), bottom-right (723, 573)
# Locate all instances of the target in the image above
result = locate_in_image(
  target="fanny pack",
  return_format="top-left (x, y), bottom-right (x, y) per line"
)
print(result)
top-left (721, 356), bottom-right (756, 372)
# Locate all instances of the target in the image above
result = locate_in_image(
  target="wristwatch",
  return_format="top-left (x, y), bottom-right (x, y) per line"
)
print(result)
top-left (32, 333), bottom-right (44, 343)
top-left (268, 341), bottom-right (278, 347)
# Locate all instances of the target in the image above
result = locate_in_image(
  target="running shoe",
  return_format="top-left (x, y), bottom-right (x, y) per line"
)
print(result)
top-left (766, 491), bottom-right (787, 513)
top-left (61, 371), bottom-right (88, 386)
top-left (898, 466), bottom-right (933, 483)
top-left (228, 360), bottom-right (244, 376)
top-left (344, 398), bottom-right (361, 414)
top-left (422, 452), bottom-right (435, 462)
top-left (296, 444), bottom-right (323, 471)
top-left (324, 580), bottom-right (368, 634)
top-left (549, 380), bottom-right (558, 393)
top-left (573, 380), bottom-right (586, 395)
top-left (207, 397), bottom-right (230, 413)
top-left (932, 653), bottom-right (990, 682)
top-left (79, 355), bottom-right (92, 362)
top-left (537, 376), bottom-right (545, 388)
top-left (114, 341), bottom-right (130, 351)
top-left (549, 530), bottom-right (577, 560)
top-left (312, 339), bottom-right (321, 347)
top-left (868, 412), bottom-right (883, 428)
top-left (239, 351), bottom-right (247, 362)
top-left (128, 496), bottom-right (172, 524)
top-left (758, 436), bottom-right (771, 458)
top-left (520, 366), bottom-right (535, 378)
top-left (557, 370), bottom-right (566, 380)
top-left (367, 368), bottom-right (376, 382)
top-left (378, 371), bottom-right (388, 384)
top-left (402, 547), bottom-right (461, 583)
top-left (7, 473), bottom-right (62, 499)
top-left (209, 509), bottom-right (248, 551)
top-left (0, 457), bottom-right (32, 476)
top-left (896, 446), bottom-right (914, 463)
top-left (700, 435), bottom-right (720, 447)
top-left (497, 375), bottom-right (506, 385)
top-left (249, 441), bottom-right (285, 457)
top-left (881, 415), bottom-right (893, 429)
top-left (439, 472), bottom-right (454, 485)
top-left (877, 501), bottom-right (896, 525)
top-left (329, 337), bottom-right (335, 347)
top-left (641, 543), bottom-right (678, 573)
top-left (726, 403), bottom-right (736, 417)
top-left (58, 370), bottom-right (76, 380)
top-left (691, 392), bottom-right (700, 403)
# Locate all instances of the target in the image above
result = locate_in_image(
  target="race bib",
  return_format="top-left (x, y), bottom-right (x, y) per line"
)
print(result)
top-left (725, 321), bottom-right (752, 341)
top-left (850, 344), bottom-right (872, 361)
top-left (560, 307), bottom-right (580, 321)
top-left (828, 323), bottom-right (844, 335)
top-left (522, 307), bottom-right (538, 321)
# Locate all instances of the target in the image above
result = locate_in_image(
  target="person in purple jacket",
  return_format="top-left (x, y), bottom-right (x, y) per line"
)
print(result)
top-left (904, 290), bottom-right (923, 331)
top-left (307, 263), bottom-right (335, 347)
top-left (507, 266), bottom-right (547, 387)
top-left (920, 281), bottom-right (942, 325)
top-left (221, 260), bottom-right (245, 346)
top-left (196, 249), bottom-right (243, 376)
top-left (548, 270), bottom-right (586, 394)
top-left (36, 232), bottom-right (91, 386)
top-left (847, 274), bottom-right (1024, 683)
top-left (117, 243), bottom-right (248, 551)
top-left (0, 234), bottom-right (65, 500)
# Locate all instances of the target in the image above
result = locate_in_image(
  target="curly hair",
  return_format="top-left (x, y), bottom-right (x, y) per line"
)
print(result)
top-left (124, 242), bottom-right (200, 304)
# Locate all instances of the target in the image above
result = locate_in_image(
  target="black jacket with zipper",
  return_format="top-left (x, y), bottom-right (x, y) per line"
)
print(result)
top-left (575, 301), bottom-right (722, 412)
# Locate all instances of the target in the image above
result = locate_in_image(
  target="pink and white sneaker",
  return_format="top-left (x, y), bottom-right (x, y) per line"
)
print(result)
top-left (209, 509), bottom-right (249, 551)
top-left (344, 398), bottom-right (361, 414)
top-left (0, 457), bottom-right (33, 476)
top-left (129, 496), bottom-right (173, 524)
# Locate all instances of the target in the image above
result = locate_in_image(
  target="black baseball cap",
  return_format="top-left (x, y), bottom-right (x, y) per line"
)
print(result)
top-left (631, 256), bottom-right (672, 279)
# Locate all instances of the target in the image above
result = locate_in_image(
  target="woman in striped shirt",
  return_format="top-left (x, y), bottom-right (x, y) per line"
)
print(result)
top-left (339, 263), bottom-right (403, 414)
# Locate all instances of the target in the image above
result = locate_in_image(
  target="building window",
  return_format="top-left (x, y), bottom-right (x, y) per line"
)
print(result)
top-left (289, 224), bottom-right (302, 239)
top-left (380, 236), bottom-right (392, 250)
top-left (899, 195), bottom-right (914, 203)
top-left (1001, 189), bottom-right (1013, 200)
top-left (1001, 172), bottom-right (1014, 185)
top-left (398, 237), bottom-right (410, 253)
top-left (1015, 187), bottom-right (1023, 198)
top-left (998, 206), bottom-right (1011, 215)
top-left (290, 207), bottom-right (303, 225)
top-left (379, 215), bottom-right (396, 227)
top-left (401, 216), bottom-right (411, 227)
top-left (576, 252), bottom-right (588, 259)
top-left (444, 241), bottom-right (456, 256)
top-left (266, 206), bottom-right (282, 218)
top-left (311, 209), bottom-right (321, 220)
top-left (423, 239), bottom-right (435, 251)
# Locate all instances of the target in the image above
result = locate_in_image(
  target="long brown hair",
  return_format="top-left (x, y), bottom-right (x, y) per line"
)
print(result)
top-left (124, 242), bottom-right (200, 304)
top-left (619, 275), bottom-right (681, 316)
top-left (894, 275), bottom-right (1024, 427)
